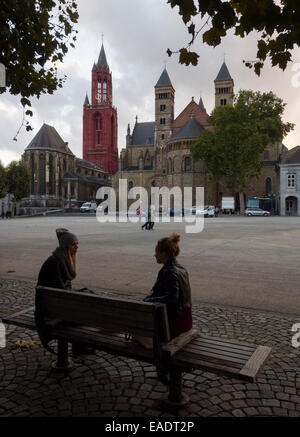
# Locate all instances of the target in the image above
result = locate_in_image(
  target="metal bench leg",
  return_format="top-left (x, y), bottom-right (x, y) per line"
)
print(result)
top-left (51, 339), bottom-right (73, 372)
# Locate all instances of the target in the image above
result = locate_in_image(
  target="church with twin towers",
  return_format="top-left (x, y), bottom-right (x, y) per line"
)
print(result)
top-left (113, 49), bottom-right (279, 208)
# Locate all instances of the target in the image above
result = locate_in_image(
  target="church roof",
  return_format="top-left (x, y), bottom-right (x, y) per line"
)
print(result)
top-left (170, 116), bottom-right (205, 141)
top-left (199, 97), bottom-right (206, 112)
top-left (92, 62), bottom-right (97, 71)
top-left (76, 158), bottom-right (106, 172)
top-left (215, 61), bottom-right (232, 81)
top-left (97, 44), bottom-right (109, 68)
top-left (25, 124), bottom-right (74, 154)
top-left (131, 122), bottom-right (155, 146)
top-left (281, 146), bottom-right (300, 164)
top-left (84, 93), bottom-right (89, 105)
top-left (155, 68), bottom-right (173, 88)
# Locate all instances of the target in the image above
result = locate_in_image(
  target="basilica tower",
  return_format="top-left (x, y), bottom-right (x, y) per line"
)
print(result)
top-left (83, 43), bottom-right (118, 174)
top-left (214, 61), bottom-right (234, 108)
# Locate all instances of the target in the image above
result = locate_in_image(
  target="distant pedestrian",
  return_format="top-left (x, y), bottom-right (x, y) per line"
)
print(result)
top-left (149, 207), bottom-right (155, 230)
top-left (215, 207), bottom-right (219, 217)
top-left (141, 208), bottom-right (152, 230)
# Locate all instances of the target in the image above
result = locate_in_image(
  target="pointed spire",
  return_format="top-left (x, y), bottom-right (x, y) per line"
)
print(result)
top-left (199, 97), bottom-right (206, 112)
top-left (127, 123), bottom-right (131, 135)
top-left (215, 61), bottom-right (232, 81)
top-left (97, 43), bottom-right (109, 68)
top-left (84, 93), bottom-right (89, 105)
top-left (155, 68), bottom-right (173, 88)
top-left (92, 62), bottom-right (97, 71)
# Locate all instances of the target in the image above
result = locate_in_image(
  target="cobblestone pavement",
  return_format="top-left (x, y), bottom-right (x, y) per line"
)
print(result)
top-left (0, 276), bottom-right (300, 417)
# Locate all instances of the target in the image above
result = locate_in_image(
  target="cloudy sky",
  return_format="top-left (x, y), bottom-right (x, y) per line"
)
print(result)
top-left (1, 0), bottom-right (300, 166)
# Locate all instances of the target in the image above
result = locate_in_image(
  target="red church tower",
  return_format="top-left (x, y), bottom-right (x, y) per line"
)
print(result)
top-left (83, 44), bottom-right (118, 174)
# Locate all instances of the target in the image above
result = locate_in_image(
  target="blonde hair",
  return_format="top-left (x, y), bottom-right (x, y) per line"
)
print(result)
top-left (156, 233), bottom-right (181, 260)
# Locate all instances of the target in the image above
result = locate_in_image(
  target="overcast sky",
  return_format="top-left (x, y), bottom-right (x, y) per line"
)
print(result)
top-left (1, 0), bottom-right (300, 166)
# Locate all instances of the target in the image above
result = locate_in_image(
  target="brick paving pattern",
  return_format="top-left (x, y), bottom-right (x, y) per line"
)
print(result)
top-left (0, 276), bottom-right (299, 417)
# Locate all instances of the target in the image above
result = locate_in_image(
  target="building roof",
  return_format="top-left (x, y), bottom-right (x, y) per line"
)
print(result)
top-left (170, 116), bottom-right (205, 141)
top-left (84, 93), bottom-right (89, 105)
top-left (63, 172), bottom-right (111, 186)
top-left (281, 146), bottom-right (300, 164)
top-left (155, 68), bottom-right (173, 88)
top-left (25, 123), bottom-right (74, 154)
top-left (76, 158), bottom-right (106, 172)
top-left (199, 97), bottom-right (206, 112)
top-left (215, 61), bottom-right (232, 81)
top-left (97, 44), bottom-right (109, 68)
top-left (131, 122), bottom-right (155, 146)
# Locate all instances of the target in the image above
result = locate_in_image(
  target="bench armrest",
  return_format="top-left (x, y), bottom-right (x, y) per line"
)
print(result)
top-left (162, 328), bottom-right (199, 357)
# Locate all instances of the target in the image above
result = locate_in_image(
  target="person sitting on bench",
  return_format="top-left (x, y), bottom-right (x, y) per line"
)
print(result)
top-left (37, 228), bottom-right (78, 290)
top-left (143, 232), bottom-right (193, 339)
top-left (36, 228), bottom-right (94, 356)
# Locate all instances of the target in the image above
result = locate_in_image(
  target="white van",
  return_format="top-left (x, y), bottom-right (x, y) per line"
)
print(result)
top-left (80, 202), bottom-right (97, 213)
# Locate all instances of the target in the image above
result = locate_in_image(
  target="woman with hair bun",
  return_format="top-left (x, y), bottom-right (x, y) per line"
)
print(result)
top-left (144, 233), bottom-right (193, 339)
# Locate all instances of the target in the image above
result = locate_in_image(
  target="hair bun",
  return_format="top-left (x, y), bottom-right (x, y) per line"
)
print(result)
top-left (169, 233), bottom-right (181, 243)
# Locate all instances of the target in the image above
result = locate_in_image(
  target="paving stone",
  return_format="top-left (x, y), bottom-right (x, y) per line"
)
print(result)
top-left (1, 276), bottom-right (299, 418)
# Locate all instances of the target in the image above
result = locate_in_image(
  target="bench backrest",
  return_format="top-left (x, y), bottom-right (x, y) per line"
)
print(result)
top-left (35, 286), bottom-right (170, 343)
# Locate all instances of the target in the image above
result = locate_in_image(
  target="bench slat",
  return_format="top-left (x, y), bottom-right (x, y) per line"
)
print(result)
top-left (184, 338), bottom-right (255, 359)
top-left (181, 343), bottom-right (254, 361)
top-left (52, 325), bottom-right (155, 363)
top-left (240, 345), bottom-right (272, 379)
top-left (36, 287), bottom-right (169, 340)
top-left (192, 335), bottom-right (257, 352)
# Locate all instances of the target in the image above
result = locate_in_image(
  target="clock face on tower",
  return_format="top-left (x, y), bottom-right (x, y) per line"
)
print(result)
top-left (95, 93), bottom-right (101, 102)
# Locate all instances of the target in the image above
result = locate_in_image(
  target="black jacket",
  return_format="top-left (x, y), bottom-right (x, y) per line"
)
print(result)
top-left (144, 260), bottom-right (192, 325)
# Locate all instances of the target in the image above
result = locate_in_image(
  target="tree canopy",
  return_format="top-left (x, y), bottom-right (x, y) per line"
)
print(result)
top-left (0, 160), bottom-right (7, 198)
top-left (0, 0), bottom-right (78, 130)
top-left (167, 0), bottom-right (300, 74)
top-left (191, 90), bottom-right (294, 194)
top-left (6, 160), bottom-right (30, 201)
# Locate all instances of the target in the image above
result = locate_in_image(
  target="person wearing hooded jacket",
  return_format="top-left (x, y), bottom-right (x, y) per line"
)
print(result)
top-left (36, 228), bottom-right (94, 356)
top-left (37, 228), bottom-right (78, 290)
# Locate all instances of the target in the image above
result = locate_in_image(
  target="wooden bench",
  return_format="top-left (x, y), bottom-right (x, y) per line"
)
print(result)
top-left (2, 286), bottom-right (272, 410)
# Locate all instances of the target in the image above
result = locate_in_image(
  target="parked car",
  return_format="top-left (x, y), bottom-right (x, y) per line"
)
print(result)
top-left (195, 205), bottom-right (215, 217)
top-left (245, 207), bottom-right (270, 217)
top-left (96, 204), bottom-right (108, 214)
top-left (80, 202), bottom-right (97, 213)
top-left (170, 206), bottom-right (185, 216)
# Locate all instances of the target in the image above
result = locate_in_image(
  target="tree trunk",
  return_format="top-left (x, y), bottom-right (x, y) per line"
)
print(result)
top-left (239, 191), bottom-right (245, 214)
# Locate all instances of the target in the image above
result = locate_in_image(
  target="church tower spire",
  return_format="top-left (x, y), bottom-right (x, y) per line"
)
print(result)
top-left (82, 41), bottom-right (118, 174)
top-left (214, 61), bottom-right (234, 107)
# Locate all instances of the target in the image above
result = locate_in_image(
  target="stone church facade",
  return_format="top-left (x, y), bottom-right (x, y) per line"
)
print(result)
top-left (115, 62), bottom-right (285, 211)
top-left (22, 123), bottom-right (111, 212)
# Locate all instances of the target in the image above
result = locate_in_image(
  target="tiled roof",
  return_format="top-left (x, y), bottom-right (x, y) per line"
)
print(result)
top-left (155, 68), bottom-right (173, 88)
top-left (215, 62), bottom-right (232, 81)
top-left (97, 44), bottom-right (109, 68)
top-left (280, 146), bottom-right (300, 164)
top-left (25, 124), bottom-right (73, 154)
top-left (131, 122), bottom-right (155, 146)
top-left (170, 116), bottom-right (205, 140)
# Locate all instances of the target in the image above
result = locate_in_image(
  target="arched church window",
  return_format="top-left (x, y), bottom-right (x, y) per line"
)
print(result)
top-left (39, 154), bottom-right (45, 195)
top-left (97, 79), bottom-right (101, 102)
top-left (103, 79), bottom-right (107, 102)
top-left (31, 153), bottom-right (35, 195)
top-left (265, 178), bottom-right (272, 194)
top-left (184, 156), bottom-right (192, 172)
top-left (49, 154), bottom-right (54, 195)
